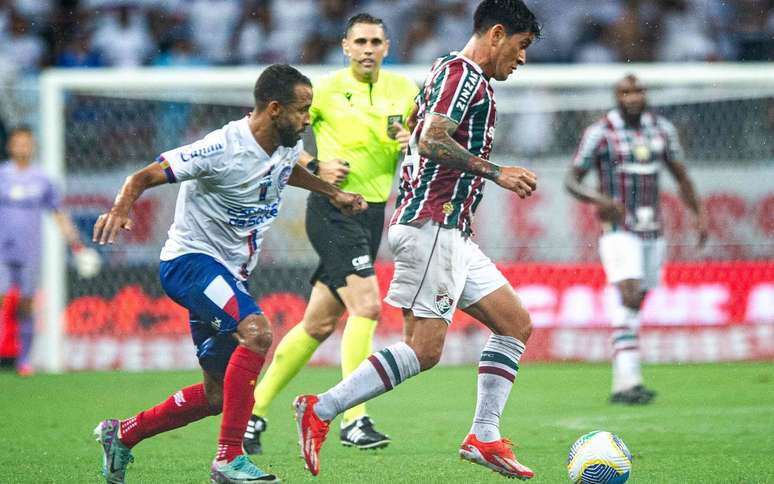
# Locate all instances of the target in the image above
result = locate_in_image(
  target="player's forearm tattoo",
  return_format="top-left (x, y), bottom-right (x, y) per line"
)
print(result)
top-left (419, 115), bottom-right (501, 180)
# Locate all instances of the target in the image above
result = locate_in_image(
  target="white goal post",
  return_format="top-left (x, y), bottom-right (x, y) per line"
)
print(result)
top-left (37, 63), bottom-right (774, 372)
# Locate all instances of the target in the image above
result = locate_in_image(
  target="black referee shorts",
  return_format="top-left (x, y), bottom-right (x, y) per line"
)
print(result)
top-left (306, 192), bottom-right (385, 293)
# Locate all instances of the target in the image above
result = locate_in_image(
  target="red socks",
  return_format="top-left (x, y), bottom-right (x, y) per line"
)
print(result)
top-left (119, 383), bottom-right (215, 448)
top-left (216, 346), bottom-right (265, 462)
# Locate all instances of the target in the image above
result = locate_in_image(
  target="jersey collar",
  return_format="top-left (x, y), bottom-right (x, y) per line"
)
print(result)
top-left (237, 116), bottom-right (269, 158)
top-left (450, 51), bottom-right (487, 79)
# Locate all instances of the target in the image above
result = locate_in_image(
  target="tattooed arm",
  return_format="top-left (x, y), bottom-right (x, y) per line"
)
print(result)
top-left (417, 114), bottom-right (536, 198)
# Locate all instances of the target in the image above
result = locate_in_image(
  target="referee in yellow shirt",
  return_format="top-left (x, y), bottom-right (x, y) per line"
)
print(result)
top-left (243, 13), bottom-right (418, 453)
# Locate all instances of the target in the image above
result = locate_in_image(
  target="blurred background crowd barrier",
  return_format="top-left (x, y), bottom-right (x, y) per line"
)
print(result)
top-left (0, 0), bottom-right (771, 372)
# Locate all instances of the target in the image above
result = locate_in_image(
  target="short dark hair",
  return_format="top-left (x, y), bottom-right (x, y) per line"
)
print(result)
top-left (253, 64), bottom-right (312, 110)
top-left (473, 0), bottom-right (541, 38)
top-left (8, 125), bottom-right (33, 137)
top-left (345, 12), bottom-right (386, 38)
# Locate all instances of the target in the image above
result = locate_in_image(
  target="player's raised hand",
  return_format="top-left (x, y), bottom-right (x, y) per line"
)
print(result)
top-left (330, 191), bottom-right (368, 216)
top-left (596, 196), bottom-right (625, 224)
top-left (93, 209), bottom-right (134, 245)
top-left (319, 159), bottom-right (350, 186)
top-left (391, 122), bottom-right (411, 153)
top-left (494, 166), bottom-right (537, 199)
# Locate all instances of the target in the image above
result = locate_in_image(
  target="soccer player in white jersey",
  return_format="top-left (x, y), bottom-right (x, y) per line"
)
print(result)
top-left (91, 64), bottom-right (366, 484)
top-left (565, 74), bottom-right (707, 404)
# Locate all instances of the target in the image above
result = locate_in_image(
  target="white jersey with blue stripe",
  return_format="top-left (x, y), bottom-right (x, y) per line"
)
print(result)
top-left (158, 116), bottom-right (302, 280)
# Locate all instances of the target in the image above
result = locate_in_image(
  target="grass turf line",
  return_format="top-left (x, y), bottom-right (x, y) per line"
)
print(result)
top-left (1, 362), bottom-right (773, 483)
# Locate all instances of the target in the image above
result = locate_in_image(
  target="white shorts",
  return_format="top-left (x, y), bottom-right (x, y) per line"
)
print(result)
top-left (384, 222), bottom-right (508, 323)
top-left (598, 231), bottom-right (666, 290)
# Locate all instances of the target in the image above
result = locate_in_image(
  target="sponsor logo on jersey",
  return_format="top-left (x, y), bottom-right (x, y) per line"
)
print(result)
top-left (227, 201), bottom-right (280, 228)
top-left (454, 73), bottom-right (480, 113)
top-left (442, 202), bottom-right (454, 215)
top-left (179, 142), bottom-right (224, 162)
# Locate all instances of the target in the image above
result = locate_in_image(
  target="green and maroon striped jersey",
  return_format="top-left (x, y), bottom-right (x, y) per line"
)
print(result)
top-left (573, 109), bottom-right (685, 238)
top-left (391, 53), bottom-right (496, 235)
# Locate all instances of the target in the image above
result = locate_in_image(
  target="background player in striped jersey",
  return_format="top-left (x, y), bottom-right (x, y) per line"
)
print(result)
top-left (565, 74), bottom-right (707, 405)
top-left (91, 64), bottom-right (366, 484)
top-left (242, 13), bottom-right (418, 454)
top-left (293, 1), bottom-right (541, 479)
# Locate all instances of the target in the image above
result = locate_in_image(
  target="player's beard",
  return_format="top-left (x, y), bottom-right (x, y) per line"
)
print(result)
top-left (276, 116), bottom-right (301, 148)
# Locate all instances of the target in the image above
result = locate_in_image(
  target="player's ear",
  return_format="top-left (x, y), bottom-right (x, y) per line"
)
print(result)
top-left (383, 38), bottom-right (390, 58)
top-left (490, 24), bottom-right (506, 46)
top-left (341, 38), bottom-right (350, 57)
top-left (267, 100), bottom-right (282, 118)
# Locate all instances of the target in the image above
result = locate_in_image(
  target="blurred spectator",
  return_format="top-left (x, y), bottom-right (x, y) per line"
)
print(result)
top-left (401, 7), bottom-right (445, 64)
top-left (608, 0), bottom-right (655, 62)
top-left (269, 0), bottom-right (316, 63)
top-left (357, 0), bottom-right (414, 61)
top-left (55, 32), bottom-right (105, 68)
top-left (435, 1), bottom-right (473, 55)
top-left (232, 0), bottom-right (285, 64)
top-left (734, 0), bottom-right (774, 60)
top-left (301, 0), bottom-right (351, 64)
top-left (655, 0), bottom-right (719, 61)
top-left (187, 0), bottom-right (241, 64)
top-left (91, 3), bottom-right (153, 67)
top-left (0, 0), bottom-right (768, 70)
top-left (152, 31), bottom-right (206, 67)
top-left (574, 22), bottom-right (620, 63)
top-left (1, 11), bottom-right (45, 74)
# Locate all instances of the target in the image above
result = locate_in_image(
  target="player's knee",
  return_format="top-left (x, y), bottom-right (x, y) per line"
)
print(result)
top-left (514, 306), bottom-right (533, 342)
top-left (304, 316), bottom-right (338, 341)
top-left (238, 315), bottom-right (273, 354)
top-left (620, 291), bottom-right (642, 310)
top-left (350, 298), bottom-right (381, 321)
top-left (409, 342), bottom-right (443, 370)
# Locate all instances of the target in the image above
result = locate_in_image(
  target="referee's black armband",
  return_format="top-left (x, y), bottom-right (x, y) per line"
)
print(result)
top-left (307, 158), bottom-right (320, 175)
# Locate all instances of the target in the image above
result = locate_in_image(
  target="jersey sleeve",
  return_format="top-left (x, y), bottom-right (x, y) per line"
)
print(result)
top-left (157, 130), bottom-right (227, 183)
top-left (310, 76), bottom-right (331, 127)
top-left (572, 123), bottom-right (606, 171)
top-left (403, 78), bottom-right (420, 121)
top-left (426, 61), bottom-right (482, 125)
top-left (658, 117), bottom-right (685, 163)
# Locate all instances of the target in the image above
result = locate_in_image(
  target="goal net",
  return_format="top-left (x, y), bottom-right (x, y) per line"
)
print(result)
top-left (37, 63), bottom-right (774, 371)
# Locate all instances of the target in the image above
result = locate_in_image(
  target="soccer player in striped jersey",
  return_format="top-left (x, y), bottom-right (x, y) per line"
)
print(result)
top-left (294, 1), bottom-right (541, 479)
top-left (565, 74), bottom-right (708, 405)
top-left (91, 65), bottom-right (366, 484)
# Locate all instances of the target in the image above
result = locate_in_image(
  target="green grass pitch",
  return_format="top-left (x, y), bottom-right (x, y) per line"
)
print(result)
top-left (1, 362), bottom-right (773, 483)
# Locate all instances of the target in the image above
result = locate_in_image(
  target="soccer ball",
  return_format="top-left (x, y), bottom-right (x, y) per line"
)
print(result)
top-left (566, 430), bottom-right (632, 484)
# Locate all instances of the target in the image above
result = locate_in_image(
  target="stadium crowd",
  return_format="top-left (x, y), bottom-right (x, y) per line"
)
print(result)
top-left (0, 0), bottom-right (771, 75)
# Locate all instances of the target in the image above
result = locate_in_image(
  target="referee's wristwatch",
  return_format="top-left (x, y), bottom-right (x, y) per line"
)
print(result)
top-left (307, 158), bottom-right (320, 175)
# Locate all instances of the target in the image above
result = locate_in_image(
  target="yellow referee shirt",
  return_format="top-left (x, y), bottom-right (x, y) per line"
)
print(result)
top-left (311, 68), bottom-right (419, 203)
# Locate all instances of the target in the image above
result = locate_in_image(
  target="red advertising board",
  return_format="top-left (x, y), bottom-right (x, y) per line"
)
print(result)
top-left (61, 261), bottom-right (774, 369)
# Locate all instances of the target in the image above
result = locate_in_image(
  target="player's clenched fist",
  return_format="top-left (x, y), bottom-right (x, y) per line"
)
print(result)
top-left (319, 158), bottom-right (350, 186)
top-left (329, 191), bottom-right (368, 216)
top-left (93, 209), bottom-right (134, 245)
top-left (494, 166), bottom-right (537, 199)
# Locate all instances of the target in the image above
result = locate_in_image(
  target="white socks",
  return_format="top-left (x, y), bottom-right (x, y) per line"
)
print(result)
top-left (470, 335), bottom-right (526, 442)
top-left (315, 342), bottom-right (421, 421)
top-left (612, 307), bottom-right (643, 393)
